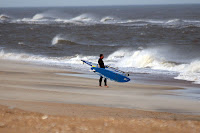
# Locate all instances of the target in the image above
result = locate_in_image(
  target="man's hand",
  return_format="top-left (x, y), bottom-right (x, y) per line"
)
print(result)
top-left (105, 65), bottom-right (109, 68)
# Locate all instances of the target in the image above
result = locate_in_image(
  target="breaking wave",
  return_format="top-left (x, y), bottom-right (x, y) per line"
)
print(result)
top-left (107, 49), bottom-right (177, 69)
top-left (70, 14), bottom-right (96, 22)
top-left (2, 11), bottom-right (200, 28)
top-left (1, 47), bottom-right (200, 84)
top-left (51, 34), bottom-right (118, 47)
top-left (0, 49), bottom-right (98, 69)
top-left (106, 49), bottom-right (200, 84)
top-left (100, 16), bottom-right (118, 23)
top-left (165, 19), bottom-right (184, 24)
top-left (32, 13), bottom-right (56, 20)
top-left (0, 14), bottom-right (11, 21)
top-left (51, 35), bottom-right (79, 45)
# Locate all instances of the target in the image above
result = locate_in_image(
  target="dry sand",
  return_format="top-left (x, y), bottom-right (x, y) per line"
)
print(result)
top-left (0, 59), bottom-right (200, 132)
top-left (0, 103), bottom-right (200, 133)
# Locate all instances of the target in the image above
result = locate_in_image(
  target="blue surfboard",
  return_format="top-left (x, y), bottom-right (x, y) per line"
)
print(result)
top-left (81, 60), bottom-right (130, 83)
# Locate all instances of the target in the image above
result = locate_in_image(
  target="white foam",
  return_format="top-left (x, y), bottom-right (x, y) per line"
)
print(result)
top-left (127, 19), bottom-right (164, 24)
top-left (106, 49), bottom-right (200, 84)
top-left (174, 61), bottom-right (200, 84)
top-left (0, 50), bottom-right (98, 69)
top-left (1, 47), bottom-right (200, 84)
top-left (4, 12), bottom-right (200, 28)
top-left (165, 19), bottom-right (184, 26)
top-left (107, 49), bottom-right (174, 69)
top-left (175, 72), bottom-right (200, 84)
top-left (71, 14), bottom-right (96, 23)
top-left (32, 11), bottom-right (64, 20)
top-left (32, 14), bottom-right (45, 20)
top-left (0, 14), bottom-right (10, 19)
top-left (18, 42), bottom-right (24, 45)
top-left (15, 13), bottom-right (98, 25)
top-left (100, 16), bottom-right (115, 23)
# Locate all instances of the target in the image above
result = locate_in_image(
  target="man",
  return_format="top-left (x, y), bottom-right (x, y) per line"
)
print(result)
top-left (98, 54), bottom-right (108, 87)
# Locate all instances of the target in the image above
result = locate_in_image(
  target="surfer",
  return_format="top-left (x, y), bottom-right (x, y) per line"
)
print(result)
top-left (98, 54), bottom-right (108, 87)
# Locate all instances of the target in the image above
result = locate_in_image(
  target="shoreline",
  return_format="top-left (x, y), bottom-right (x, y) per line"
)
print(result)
top-left (0, 59), bottom-right (200, 114)
top-left (0, 59), bottom-right (200, 132)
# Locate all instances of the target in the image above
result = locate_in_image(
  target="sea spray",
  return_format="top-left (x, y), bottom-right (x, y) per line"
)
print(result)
top-left (51, 35), bottom-right (63, 45)
top-left (0, 48), bottom-right (200, 84)
top-left (51, 34), bottom-right (80, 46)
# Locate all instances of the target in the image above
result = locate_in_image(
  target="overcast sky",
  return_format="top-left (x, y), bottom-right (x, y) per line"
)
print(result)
top-left (1, 0), bottom-right (200, 7)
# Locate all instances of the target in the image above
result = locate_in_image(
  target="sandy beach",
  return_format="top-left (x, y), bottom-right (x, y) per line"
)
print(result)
top-left (1, 4), bottom-right (200, 133)
top-left (0, 59), bottom-right (200, 132)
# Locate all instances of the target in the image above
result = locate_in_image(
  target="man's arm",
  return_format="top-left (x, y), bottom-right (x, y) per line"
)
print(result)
top-left (98, 59), bottom-right (101, 67)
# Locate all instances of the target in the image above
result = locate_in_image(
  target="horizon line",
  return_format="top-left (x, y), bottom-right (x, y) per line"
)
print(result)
top-left (1, 3), bottom-right (200, 8)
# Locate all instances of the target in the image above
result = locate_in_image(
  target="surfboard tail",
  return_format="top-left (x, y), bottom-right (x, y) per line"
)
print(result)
top-left (81, 60), bottom-right (98, 67)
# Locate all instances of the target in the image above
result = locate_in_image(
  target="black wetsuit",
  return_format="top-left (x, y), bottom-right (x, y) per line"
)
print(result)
top-left (98, 58), bottom-right (107, 86)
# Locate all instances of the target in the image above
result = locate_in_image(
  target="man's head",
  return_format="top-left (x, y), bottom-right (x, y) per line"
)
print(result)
top-left (100, 54), bottom-right (104, 59)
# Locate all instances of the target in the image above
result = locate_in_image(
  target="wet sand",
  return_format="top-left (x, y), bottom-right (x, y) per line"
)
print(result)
top-left (0, 59), bottom-right (200, 132)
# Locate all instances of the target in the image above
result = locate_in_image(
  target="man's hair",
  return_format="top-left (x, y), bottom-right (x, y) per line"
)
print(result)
top-left (100, 54), bottom-right (103, 57)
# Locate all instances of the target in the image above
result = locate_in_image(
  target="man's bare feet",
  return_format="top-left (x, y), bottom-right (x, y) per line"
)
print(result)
top-left (104, 86), bottom-right (109, 88)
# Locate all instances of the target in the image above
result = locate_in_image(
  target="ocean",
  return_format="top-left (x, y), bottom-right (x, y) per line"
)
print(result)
top-left (0, 4), bottom-right (200, 87)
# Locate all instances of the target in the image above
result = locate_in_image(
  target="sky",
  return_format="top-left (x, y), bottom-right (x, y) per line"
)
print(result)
top-left (0, 0), bottom-right (200, 7)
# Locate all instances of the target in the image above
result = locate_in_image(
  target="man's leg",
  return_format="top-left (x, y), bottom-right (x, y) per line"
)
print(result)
top-left (99, 76), bottom-right (103, 86)
top-left (104, 78), bottom-right (107, 86)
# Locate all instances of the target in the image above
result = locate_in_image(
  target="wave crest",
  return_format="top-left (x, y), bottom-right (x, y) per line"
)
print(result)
top-left (165, 19), bottom-right (184, 25)
top-left (107, 49), bottom-right (176, 69)
top-left (1, 47), bottom-right (200, 84)
top-left (51, 35), bottom-right (79, 45)
top-left (71, 13), bottom-right (95, 22)
top-left (100, 16), bottom-right (115, 22)
top-left (0, 50), bottom-right (98, 70)
top-left (2, 11), bottom-right (200, 28)
top-left (32, 13), bottom-right (55, 20)
top-left (0, 14), bottom-right (11, 20)
top-left (107, 49), bottom-right (200, 84)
